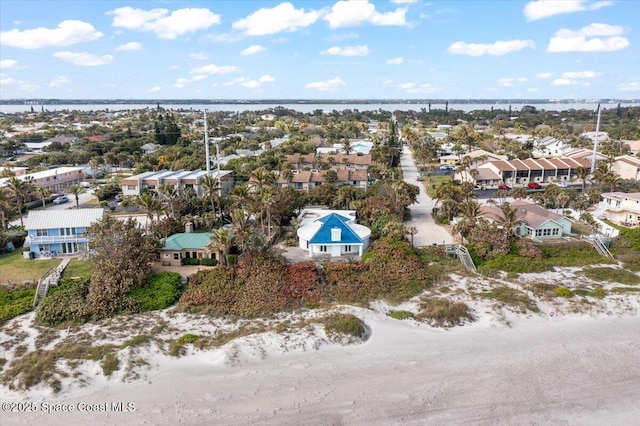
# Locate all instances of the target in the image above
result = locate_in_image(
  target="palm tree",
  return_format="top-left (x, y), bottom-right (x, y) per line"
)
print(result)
top-left (231, 209), bottom-right (252, 253)
top-left (88, 157), bottom-right (100, 185)
top-left (135, 192), bottom-right (162, 234)
top-left (208, 228), bottom-right (235, 265)
top-left (498, 203), bottom-right (519, 240)
top-left (200, 175), bottom-right (220, 218)
top-left (404, 226), bottom-right (418, 247)
top-left (67, 184), bottom-right (83, 209)
top-left (6, 176), bottom-right (34, 227)
top-left (36, 187), bottom-right (52, 209)
top-left (572, 166), bottom-right (590, 193)
top-left (0, 187), bottom-right (15, 229)
top-left (158, 183), bottom-right (180, 218)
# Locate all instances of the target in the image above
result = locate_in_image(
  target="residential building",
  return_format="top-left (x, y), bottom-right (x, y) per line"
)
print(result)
top-left (611, 155), bottom-right (640, 181)
top-left (0, 166), bottom-right (29, 177)
top-left (285, 153), bottom-right (372, 171)
top-left (141, 143), bottom-right (160, 155)
top-left (274, 169), bottom-right (369, 191)
top-left (296, 209), bottom-right (371, 257)
top-left (0, 166), bottom-right (85, 192)
top-left (601, 192), bottom-right (640, 227)
top-left (455, 156), bottom-right (591, 188)
top-left (532, 136), bottom-right (572, 157)
top-left (581, 131), bottom-right (609, 142)
top-left (160, 231), bottom-right (215, 266)
top-left (119, 169), bottom-right (234, 197)
top-left (439, 149), bottom-right (507, 167)
top-left (623, 140), bottom-right (640, 156)
top-left (316, 140), bottom-right (374, 155)
top-left (479, 200), bottom-right (572, 239)
top-left (25, 208), bottom-right (105, 258)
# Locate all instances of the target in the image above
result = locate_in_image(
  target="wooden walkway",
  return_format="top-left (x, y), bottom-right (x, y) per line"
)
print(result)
top-left (33, 257), bottom-right (71, 307)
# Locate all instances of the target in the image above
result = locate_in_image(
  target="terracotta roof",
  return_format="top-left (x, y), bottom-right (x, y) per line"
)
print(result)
top-left (489, 160), bottom-right (515, 172)
top-left (523, 158), bottom-right (542, 170)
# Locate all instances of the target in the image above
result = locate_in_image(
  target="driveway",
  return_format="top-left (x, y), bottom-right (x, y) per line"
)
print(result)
top-left (399, 147), bottom-right (455, 246)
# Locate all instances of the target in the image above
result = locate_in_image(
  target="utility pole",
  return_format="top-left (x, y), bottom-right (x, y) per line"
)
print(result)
top-left (204, 110), bottom-right (211, 174)
top-left (590, 103), bottom-right (601, 174)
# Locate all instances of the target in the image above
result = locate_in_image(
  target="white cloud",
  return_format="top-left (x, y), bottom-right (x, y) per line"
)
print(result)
top-left (617, 81), bottom-right (640, 92)
top-left (561, 71), bottom-right (600, 78)
top-left (322, 45), bottom-right (370, 56)
top-left (0, 73), bottom-right (16, 85)
top-left (148, 86), bottom-right (162, 92)
top-left (527, 87), bottom-right (539, 92)
top-left (0, 20), bottom-right (102, 49)
top-left (386, 57), bottom-right (403, 65)
top-left (391, 0), bottom-right (419, 3)
top-left (115, 41), bottom-right (141, 51)
top-left (232, 3), bottom-right (320, 36)
top-left (535, 72), bottom-right (553, 78)
top-left (49, 76), bottom-right (69, 87)
top-left (191, 64), bottom-right (238, 74)
top-left (224, 77), bottom-right (247, 86)
top-left (241, 45), bottom-right (266, 56)
top-left (518, 77), bottom-right (528, 82)
top-left (305, 76), bottom-right (346, 91)
top-left (497, 78), bottom-right (514, 87)
top-left (398, 82), bottom-right (415, 90)
top-left (324, 32), bottom-right (359, 42)
top-left (547, 23), bottom-right (629, 52)
top-left (0, 59), bottom-right (17, 69)
top-left (448, 39), bottom-right (535, 56)
top-left (398, 82), bottom-right (439, 93)
top-left (553, 78), bottom-right (576, 85)
top-left (324, 0), bottom-right (408, 28)
top-left (191, 75), bottom-right (207, 82)
top-left (524, 0), bottom-right (613, 21)
top-left (109, 7), bottom-right (220, 39)
top-left (189, 52), bottom-right (208, 60)
top-left (173, 74), bottom-right (209, 88)
top-left (53, 51), bottom-right (114, 66)
top-left (242, 74), bottom-right (275, 89)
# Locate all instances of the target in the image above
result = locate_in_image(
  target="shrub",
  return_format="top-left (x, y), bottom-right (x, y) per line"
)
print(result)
top-left (324, 313), bottom-right (365, 338)
top-left (388, 310), bottom-right (415, 320)
top-left (36, 278), bottom-right (91, 326)
top-left (416, 298), bottom-right (473, 327)
top-left (200, 258), bottom-right (218, 266)
top-left (101, 353), bottom-right (119, 376)
top-left (121, 335), bottom-right (154, 348)
top-left (0, 288), bottom-right (36, 324)
top-left (283, 262), bottom-right (323, 307)
top-left (177, 333), bottom-right (199, 345)
top-left (477, 287), bottom-right (539, 313)
top-left (181, 258), bottom-right (200, 266)
top-left (582, 267), bottom-right (640, 286)
top-left (127, 272), bottom-right (182, 311)
top-left (227, 254), bottom-right (238, 265)
top-left (554, 287), bottom-right (573, 298)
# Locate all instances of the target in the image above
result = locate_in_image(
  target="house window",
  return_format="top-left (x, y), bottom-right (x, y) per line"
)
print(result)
top-left (36, 229), bottom-right (48, 237)
top-left (185, 252), bottom-right (190, 258)
top-left (192, 251), bottom-right (197, 258)
top-left (552, 228), bottom-right (559, 236)
top-left (320, 245), bottom-right (327, 252)
top-left (345, 245), bottom-right (352, 252)
top-left (615, 200), bottom-right (621, 208)
top-left (173, 253), bottom-right (179, 260)
top-left (535, 229), bottom-right (542, 237)
top-left (127, 185), bottom-right (136, 190)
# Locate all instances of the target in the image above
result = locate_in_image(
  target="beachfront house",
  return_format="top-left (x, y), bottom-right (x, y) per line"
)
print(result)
top-left (25, 208), bottom-right (105, 258)
top-left (479, 200), bottom-right (572, 240)
top-left (297, 209), bottom-right (371, 257)
top-left (600, 192), bottom-right (640, 227)
top-left (160, 231), bottom-right (215, 266)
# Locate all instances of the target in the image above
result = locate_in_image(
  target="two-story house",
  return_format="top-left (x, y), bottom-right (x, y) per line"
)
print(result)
top-left (274, 169), bottom-right (369, 192)
top-left (601, 192), bottom-right (640, 227)
top-left (120, 169), bottom-right (234, 197)
top-left (25, 208), bottom-right (105, 258)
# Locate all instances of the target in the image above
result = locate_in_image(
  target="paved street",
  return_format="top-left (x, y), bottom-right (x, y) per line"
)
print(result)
top-left (399, 147), bottom-right (455, 246)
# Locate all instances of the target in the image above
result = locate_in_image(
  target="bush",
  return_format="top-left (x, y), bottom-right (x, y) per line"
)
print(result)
top-left (127, 272), bottom-right (182, 311)
top-left (0, 288), bottom-right (35, 324)
top-left (227, 254), bottom-right (238, 265)
top-left (388, 310), bottom-right (415, 320)
top-left (477, 287), bottom-right (539, 313)
top-left (36, 278), bottom-right (91, 326)
top-left (416, 298), bottom-right (473, 327)
top-left (101, 353), bottom-right (119, 376)
top-left (324, 313), bottom-right (365, 338)
top-left (582, 267), bottom-right (640, 286)
top-left (177, 333), bottom-right (199, 345)
top-left (554, 287), bottom-right (573, 298)
top-left (200, 258), bottom-right (218, 266)
top-left (181, 258), bottom-right (200, 266)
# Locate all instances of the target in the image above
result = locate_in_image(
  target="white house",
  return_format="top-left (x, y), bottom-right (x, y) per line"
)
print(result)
top-left (297, 209), bottom-right (371, 257)
top-left (611, 155), bottom-right (640, 181)
top-left (601, 192), bottom-right (640, 227)
top-left (532, 136), bottom-right (572, 157)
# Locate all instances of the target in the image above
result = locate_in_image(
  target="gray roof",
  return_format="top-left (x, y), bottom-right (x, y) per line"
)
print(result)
top-left (26, 208), bottom-right (105, 230)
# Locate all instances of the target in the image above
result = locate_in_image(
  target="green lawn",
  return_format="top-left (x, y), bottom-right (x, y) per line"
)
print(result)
top-left (425, 175), bottom-right (454, 198)
top-left (62, 259), bottom-right (93, 278)
top-left (0, 250), bottom-right (61, 284)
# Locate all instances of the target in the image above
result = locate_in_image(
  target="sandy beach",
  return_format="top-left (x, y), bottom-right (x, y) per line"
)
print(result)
top-left (2, 303), bottom-right (639, 426)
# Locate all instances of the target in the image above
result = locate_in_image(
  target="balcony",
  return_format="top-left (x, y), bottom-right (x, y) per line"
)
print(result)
top-left (26, 235), bottom-right (89, 244)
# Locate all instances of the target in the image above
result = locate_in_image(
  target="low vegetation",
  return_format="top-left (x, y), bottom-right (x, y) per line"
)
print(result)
top-left (582, 267), bottom-right (640, 286)
top-left (476, 286), bottom-right (539, 313)
top-left (61, 259), bottom-right (92, 278)
top-left (416, 298), bottom-right (474, 327)
top-left (0, 250), bottom-right (60, 283)
top-left (0, 285), bottom-right (36, 324)
top-left (324, 313), bottom-right (365, 339)
top-left (388, 310), bottom-right (415, 320)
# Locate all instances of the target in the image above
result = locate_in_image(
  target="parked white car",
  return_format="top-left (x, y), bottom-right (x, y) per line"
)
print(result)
top-left (52, 195), bottom-right (69, 205)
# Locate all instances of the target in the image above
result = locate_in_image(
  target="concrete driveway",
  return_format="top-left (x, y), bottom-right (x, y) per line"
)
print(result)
top-left (400, 147), bottom-right (455, 246)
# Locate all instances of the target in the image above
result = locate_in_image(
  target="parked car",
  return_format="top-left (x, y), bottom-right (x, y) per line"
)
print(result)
top-left (52, 195), bottom-right (69, 205)
top-left (498, 184), bottom-right (511, 191)
top-left (528, 182), bottom-right (542, 189)
top-left (439, 164), bottom-right (455, 171)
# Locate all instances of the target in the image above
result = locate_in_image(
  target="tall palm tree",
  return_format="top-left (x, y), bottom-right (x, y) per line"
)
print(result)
top-left (0, 187), bottom-right (15, 229)
top-left (572, 166), bottom-right (590, 193)
top-left (158, 183), bottom-right (180, 218)
top-left (6, 176), bottom-right (34, 227)
top-left (207, 228), bottom-right (235, 265)
top-left (231, 209), bottom-right (252, 253)
top-left (404, 226), bottom-right (418, 247)
top-left (135, 192), bottom-right (162, 234)
top-left (66, 184), bottom-right (83, 209)
top-left (498, 203), bottom-right (519, 240)
top-left (200, 175), bottom-right (220, 219)
top-left (36, 187), bottom-right (52, 209)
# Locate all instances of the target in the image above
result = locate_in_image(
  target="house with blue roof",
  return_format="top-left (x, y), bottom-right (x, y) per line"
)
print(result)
top-left (297, 209), bottom-right (371, 258)
top-left (160, 231), bottom-right (214, 266)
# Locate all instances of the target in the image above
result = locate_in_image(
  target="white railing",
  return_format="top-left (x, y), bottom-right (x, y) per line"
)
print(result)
top-left (27, 235), bottom-right (88, 244)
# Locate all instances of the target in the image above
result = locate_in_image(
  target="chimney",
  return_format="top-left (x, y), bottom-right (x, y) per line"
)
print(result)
top-left (331, 227), bottom-right (341, 242)
top-left (185, 222), bottom-right (194, 233)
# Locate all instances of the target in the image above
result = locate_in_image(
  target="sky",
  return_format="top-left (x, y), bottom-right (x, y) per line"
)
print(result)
top-left (0, 0), bottom-right (639, 100)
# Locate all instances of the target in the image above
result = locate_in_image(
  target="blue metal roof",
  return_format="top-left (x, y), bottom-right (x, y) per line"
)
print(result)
top-left (309, 213), bottom-right (363, 245)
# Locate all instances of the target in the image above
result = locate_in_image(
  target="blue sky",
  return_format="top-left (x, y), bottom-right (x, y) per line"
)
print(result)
top-left (1, 0), bottom-right (638, 99)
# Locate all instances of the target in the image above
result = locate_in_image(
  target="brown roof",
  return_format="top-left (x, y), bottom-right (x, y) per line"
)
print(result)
top-left (480, 200), bottom-right (565, 229)
top-left (285, 153), bottom-right (372, 166)
top-left (523, 158), bottom-right (543, 170)
top-left (614, 155), bottom-right (640, 167)
top-left (490, 160), bottom-right (515, 172)
top-left (534, 158), bottom-right (556, 169)
top-left (511, 159), bottom-right (530, 171)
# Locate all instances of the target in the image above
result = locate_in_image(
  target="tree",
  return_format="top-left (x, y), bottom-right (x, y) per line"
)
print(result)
top-left (86, 215), bottom-right (161, 318)
top-left (0, 188), bottom-right (15, 229)
top-left (405, 226), bottom-right (418, 247)
top-left (208, 228), bottom-right (235, 265)
top-left (6, 176), bottom-right (34, 227)
top-left (200, 175), bottom-right (220, 219)
top-left (67, 184), bottom-right (83, 209)
top-left (231, 209), bottom-right (252, 253)
top-left (135, 192), bottom-right (162, 234)
top-left (36, 187), bottom-right (52, 209)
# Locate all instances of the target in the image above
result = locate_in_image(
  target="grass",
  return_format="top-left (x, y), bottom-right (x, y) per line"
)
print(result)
top-left (324, 313), bottom-right (365, 338)
top-left (388, 310), bottom-right (415, 320)
top-left (62, 259), bottom-right (92, 278)
top-left (0, 250), bottom-right (61, 283)
top-left (416, 298), bottom-right (474, 327)
top-left (582, 267), bottom-right (640, 286)
top-left (477, 286), bottom-right (539, 313)
top-left (610, 287), bottom-right (640, 294)
top-left (425, 175), bottom-right (454, 198)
